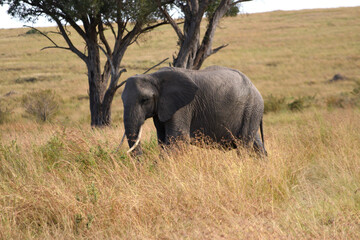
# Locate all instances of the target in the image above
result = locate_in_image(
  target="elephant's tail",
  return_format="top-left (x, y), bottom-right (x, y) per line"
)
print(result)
top-left (260, 118), bottom-right (267, 156)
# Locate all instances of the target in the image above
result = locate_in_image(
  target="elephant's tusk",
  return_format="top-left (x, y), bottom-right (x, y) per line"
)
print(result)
top-left (127, 125), bottom-right (143, 154)
top-left (115, 132), bottom-right (127, 153)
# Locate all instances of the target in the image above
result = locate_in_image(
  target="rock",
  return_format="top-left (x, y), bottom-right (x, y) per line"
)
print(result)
top-left (328, 73), bottom-right (346, 83)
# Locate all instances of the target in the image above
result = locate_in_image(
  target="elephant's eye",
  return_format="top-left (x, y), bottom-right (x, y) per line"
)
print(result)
top-left (141, 97), bottom-right (150, 104)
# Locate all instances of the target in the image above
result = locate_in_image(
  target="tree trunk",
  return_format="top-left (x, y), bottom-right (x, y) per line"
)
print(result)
top-left (173, 2), bottom-right (206, 69)
top-left (169, 0), bottom-right (234, 70)
top-left (87, 40), bottom-right (111, 127)
top-left (173, 19), bottom-right (201, 69)
top-left (192, 0), bottom-right (232, 69)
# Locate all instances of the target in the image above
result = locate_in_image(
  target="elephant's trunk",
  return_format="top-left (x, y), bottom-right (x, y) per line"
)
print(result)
top-left (127, 125), bottom-right (143, 153)
top-left (123, 117), bottom-right (143, 156)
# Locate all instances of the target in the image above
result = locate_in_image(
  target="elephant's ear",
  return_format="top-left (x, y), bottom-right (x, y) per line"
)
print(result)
top-left (153, 69), bottom-right (198, 122)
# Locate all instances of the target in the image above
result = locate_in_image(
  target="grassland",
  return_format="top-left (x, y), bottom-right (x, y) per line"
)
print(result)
top-left (1, 7), bottom-right (360, 239)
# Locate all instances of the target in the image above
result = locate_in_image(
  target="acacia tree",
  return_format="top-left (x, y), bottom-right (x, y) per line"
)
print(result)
top-left (159, 0), bottom-right (251, 69)
top-left (1, 0), bottom-right (169, 126)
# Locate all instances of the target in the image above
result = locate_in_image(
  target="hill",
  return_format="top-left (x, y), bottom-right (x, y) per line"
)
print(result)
top-left (0, 7), bottom-right (360, 239)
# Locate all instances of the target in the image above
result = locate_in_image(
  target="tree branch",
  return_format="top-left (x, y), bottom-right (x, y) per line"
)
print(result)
top-left (25, 2), bottom-right (88, 63)
top-left (53, 18), bottom-right (87, 63)
top-left (106, 20), bottom-right (117, 39)
top-left (23, 25), bottom-right (72, 52)
top-left (98, 21), bottom-right (112, 56)
top-left (98, 43), bottom-right (127, 89)
top-left (23, 25), bottom-right (57, 46)
top-left (129, 21), bottom-right (169, 46)
top-left (50, 3), bottom-right (87, 39)
top-left (158, 3), bottom-right (184, 41)
top-left (232, 0), bottom-right (252, 6)
top-left (41, 46), bottom-right (71, 51)
top-left (143, 58), bottom-right (169, 74)
top-left (140, 21), bottom-right (169, 34)
top-left (192, 0), bottom-right (232, 69)
top-left (211, 44), bottom-right (229, 55)
top-left (98, 44), bottom-right (116, 77)
top-left (114, 68), bottom-right (127, 89)
top-left (115, 77), bottom-right (127, 90)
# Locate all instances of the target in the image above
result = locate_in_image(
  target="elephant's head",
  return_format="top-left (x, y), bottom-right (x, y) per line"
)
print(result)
top-left (120, 68), bottom-right (198, 154)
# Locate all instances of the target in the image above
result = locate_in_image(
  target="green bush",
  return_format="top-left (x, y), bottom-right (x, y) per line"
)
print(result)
top-left (25, 29), bottom-right (38, 35)
top-left (22, 90), bottom-right (60, 122)
top-left (39, 135), bottom-right (64, 167)
top-left (326, 81), bottom-right (360, 109)
top-left (264, 95), bottom-right (286, 113)
top-left (288, 96), bottom-right (316, 112)
top-left (351, 81), bottom-right (360, 104)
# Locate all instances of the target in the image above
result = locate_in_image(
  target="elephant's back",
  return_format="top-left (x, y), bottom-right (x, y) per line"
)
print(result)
top-left (188, 66), bottom-right (263, 143)
top-left (192, 66), bottom-right (257, 103)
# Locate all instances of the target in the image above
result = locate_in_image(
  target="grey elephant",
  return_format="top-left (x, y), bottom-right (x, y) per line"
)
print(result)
top-left (119, 66), bottom-right (266, 156)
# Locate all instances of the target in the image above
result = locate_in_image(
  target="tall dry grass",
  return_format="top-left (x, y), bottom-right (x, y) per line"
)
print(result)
top-left (1, 109), bottom-right (359, 239)
top-left (1, 6), bottom-right (360, 239)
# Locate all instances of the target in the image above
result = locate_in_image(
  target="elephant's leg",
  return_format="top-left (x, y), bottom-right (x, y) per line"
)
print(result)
top-left (253, 132), bottom-right (267, 156)
top-left (153, 116), bottom-right (169, 162)
top-left (163, 108), bottom-right (191, 147)
top-left (237, 110), bottom-right (257, 147)
top-left (164, 122), bottom-right (191, 144)
top-left (153, 116), bottom-right (166, 145)
top-left (236, 107), bottom-right (264, 156)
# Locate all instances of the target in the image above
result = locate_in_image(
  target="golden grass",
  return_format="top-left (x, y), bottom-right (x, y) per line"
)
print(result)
top-left (1, 109), bottom-right (359, 239)
top-left (0, 6), bottom-right (360, 239)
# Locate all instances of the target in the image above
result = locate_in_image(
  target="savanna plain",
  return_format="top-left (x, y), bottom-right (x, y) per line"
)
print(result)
top-left (0, 7), bottom-right (360, 239)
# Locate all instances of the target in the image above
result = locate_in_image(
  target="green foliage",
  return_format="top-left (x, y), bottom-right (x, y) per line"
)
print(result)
top-left (2, 0), bottom-right (161, 25)
top-left (351, 81), bottom-right (360, 102)
top-left (206, 0), bottom-right (240, 18)
top-left (25, 28), bottom-right (39, 35)
top-left (22, 89), bottom-right (60, 122)
top-left (326, 81), bottom-right (360, 109)
top-left (142, 133), bottom-right (159, 153)
top-left (265, 95), bottom-right (317, 113)
top-left (0, 140), bottom-right (26, 179)
top-left (39, 135), bottom-right (64, 167)
top-left (264, 95), bottom-right (286, 113)
top-left (87, 182), bottom-right (99, 204)
top-left (74, 152), bottom-right (97, 170)
top-left (225, 5), bottom-right (240, 17)
top-left (91, 145), bottom-right (110, 162)
top-left (288, 96), bottom-right (316, 112)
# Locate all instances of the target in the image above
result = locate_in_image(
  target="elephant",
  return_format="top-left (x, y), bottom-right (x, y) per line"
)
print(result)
top-left (120, 66), bottom-right (266, 156)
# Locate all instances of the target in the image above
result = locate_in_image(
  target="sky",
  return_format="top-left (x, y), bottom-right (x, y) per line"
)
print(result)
top-left (1, 0), bottom-right (360, 29)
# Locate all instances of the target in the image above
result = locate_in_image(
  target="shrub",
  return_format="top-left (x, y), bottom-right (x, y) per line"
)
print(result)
top-left (39, 135), bottom-right (64, 167)
top-left (0, 104), bottom-right (12, 124)
top-left (25, 28), bottom-right (44, 35)
top-left (288, 96), bottom-right (316, 112)
top-left (264, 95), bottom-right (286, 113)
top-left (351, 81), bottom-right (360, 104)
top-left (326, 81), bottom-right (360, 109)
top-left (326, 95), bottom-right (347, 108)
top-left (22, 90), bottom-right (60, 122)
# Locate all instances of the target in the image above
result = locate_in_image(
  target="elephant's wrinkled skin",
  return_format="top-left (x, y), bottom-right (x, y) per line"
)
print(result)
top-left (121, 66), bottom-right (266, 155)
